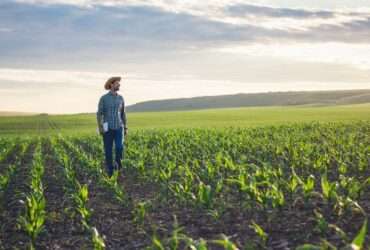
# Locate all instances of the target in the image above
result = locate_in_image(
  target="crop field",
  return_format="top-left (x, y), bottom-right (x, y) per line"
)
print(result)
top-left (0, 120), bottom-right (369, 249)
top-left (0, 104), bottom-right (369, 136)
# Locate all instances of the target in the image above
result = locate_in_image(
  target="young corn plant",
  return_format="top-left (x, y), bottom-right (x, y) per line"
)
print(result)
top-left (287, 172), bottom-right (299, 197)
top-left (313, 210), bottom-right (329, 236)
top-left (264, 184), bottom-right (285, 209)
top-left (340, 175), bottom-right (370, 201)
top-left (250, 221), bottom-right (268, 248)
top-left (0, 143), bottom-right (29, 197)
top-left (108, 171), bottom-right (127, 203)
top-left (92, 227), bottom-right (106, 250)
top-left (199, 181), bottom-right (212, 207)
top-left (0, 165), bottom-right (15, 193)
top-left (302, 175), bottom-right (316, 201)
top-left (296, 241), bottom-right (335, 250)
top-left (168, 218), bottom-right (182, 250)
top-left (168, 181), bottom-right (194, 205)
top-left (133, 201), bottom-right (151, 227)
top-left (290, 167), bottom-right (316, 202)
top-left (182, 237), bottom-right (208, 250)
top-left (349, 219), bottom-right (367, 250)
top-left (296, 218), bottom-right (368, 250)
top-left (196, 181), bottom-right (216, 210)
top-left (321, 172), bottom-right (338, 204)
top-left (158, 168), bottom-right (172, 199)
top-left (151, 234), bottom-right (166, 250)
top-left (0, 142), bottom-right (16, 163)
top-left (227, 173), bottom-right (259, 210)
top-left (72, 183), bottom-right (91, 229)
top-left (313, 209), bottom-right (349, 242)
top-left (212, 234), bottom-right (239, 250)
top-left (149, 213), bottom-right (209, 250)
top-left (18, 193), bottom-right (46, 249)
top-left (149, 216), bottom-right (184, 250)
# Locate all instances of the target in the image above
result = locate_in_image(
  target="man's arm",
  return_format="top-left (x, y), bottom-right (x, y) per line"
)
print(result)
top-left (97, 97), bottom-right (104, 133)
top-left (121, 97), bottom-right (127, 133)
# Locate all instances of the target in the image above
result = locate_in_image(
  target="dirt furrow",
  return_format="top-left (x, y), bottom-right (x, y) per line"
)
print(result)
top-left (37, 138), bottom-right (91, 249)
top-left (61, 139), bottom-right (153, 249)
top-left (0, 142), bottom-right (35, 249)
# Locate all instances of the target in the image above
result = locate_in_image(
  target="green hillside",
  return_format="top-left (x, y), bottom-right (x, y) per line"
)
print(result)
top-left (127, 89), bottom-right (370, 112)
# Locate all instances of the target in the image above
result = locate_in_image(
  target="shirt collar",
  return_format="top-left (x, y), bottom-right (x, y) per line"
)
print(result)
top-left (109, 90), bottom-right (118, 96)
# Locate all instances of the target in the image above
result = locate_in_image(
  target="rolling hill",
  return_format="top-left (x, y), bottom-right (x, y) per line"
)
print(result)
top-left (127, 89), bottom-right (370, 112)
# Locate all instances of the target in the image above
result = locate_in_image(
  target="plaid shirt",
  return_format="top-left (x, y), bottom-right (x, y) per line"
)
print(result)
top-left (97, 91), bottom-right (127, 130)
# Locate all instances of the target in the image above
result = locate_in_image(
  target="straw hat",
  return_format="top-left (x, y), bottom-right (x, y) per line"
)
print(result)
top-left (104, 76), bottom-right (121, 90)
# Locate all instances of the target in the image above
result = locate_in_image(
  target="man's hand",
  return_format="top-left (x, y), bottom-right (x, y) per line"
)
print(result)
top-left (99, 126), bottom-right (104, 135)
top-left (124, 127), bottom-right (128, 136)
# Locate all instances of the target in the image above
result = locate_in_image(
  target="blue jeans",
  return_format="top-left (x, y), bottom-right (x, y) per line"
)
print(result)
top-left (103, 127), bottom-right (124, 176)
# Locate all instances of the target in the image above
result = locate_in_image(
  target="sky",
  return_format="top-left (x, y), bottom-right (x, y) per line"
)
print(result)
top-left (0, 0), bottom-right (370, 113)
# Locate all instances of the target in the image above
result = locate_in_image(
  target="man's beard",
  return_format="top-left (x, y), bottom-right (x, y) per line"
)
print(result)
top-left (114, 86), bottom-right (120, 91)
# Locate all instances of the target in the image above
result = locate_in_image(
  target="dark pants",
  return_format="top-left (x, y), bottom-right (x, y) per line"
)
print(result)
top-left (103, 127), bottom-right (124, 177)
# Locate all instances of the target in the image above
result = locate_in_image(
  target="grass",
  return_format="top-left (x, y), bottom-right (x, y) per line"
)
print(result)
top-left (0, 104), bottom-right (369, 136)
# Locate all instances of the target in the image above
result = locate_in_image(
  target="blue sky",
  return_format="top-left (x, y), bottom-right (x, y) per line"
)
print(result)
top-left (0, 0), bottom-right (370, 113)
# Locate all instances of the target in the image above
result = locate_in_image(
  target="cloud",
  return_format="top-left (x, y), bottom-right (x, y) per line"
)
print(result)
top-left (219, 4), bottom-right (370, 32)
top-left (213, 42), bottom-right (370, 71)
top-left (0, 68), bottom-right (116, 86)
top-left (3, 1), bottom-right (370, 45)
top-left (226, 4), bottom-right (334, 19)
top-left (0, 27), bottom-right (13, 32)
top-left (1, 0), bottom-right (370, 71)
top-left (0, 1), bottom-right (262, 66)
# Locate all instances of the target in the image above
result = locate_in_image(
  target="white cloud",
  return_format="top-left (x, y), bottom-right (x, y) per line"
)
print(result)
top-left (0, 28), bottom-right (13, 32)
top-left (215, 12), bottom-right (370, 31)
top-left (12, 0), bottom-right (370, 33)
top-left (13, 0), bottom-right (370, 10)
top-left (0, 68), bottom-right (119, 86)
top-left (214, 42), bottom-right (370, 70)
top-left (14, 0), bottom-right (91, 6)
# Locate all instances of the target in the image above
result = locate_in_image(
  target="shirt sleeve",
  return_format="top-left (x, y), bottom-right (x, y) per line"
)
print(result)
top-left (120, 96), bottom-right (127, 128)
top-left (97, 96), bottom-right (104, 128)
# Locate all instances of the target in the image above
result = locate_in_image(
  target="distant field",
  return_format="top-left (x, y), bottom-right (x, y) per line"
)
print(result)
top-left (0, 104), bottom-right (369, 136)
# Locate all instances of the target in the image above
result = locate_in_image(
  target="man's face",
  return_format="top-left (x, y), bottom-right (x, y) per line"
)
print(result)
top-left (112, 80), bottom-right (121, 91)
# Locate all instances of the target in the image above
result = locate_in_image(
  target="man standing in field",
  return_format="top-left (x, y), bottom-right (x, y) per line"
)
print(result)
top-left (97, 76), bottom-right (128, 177)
